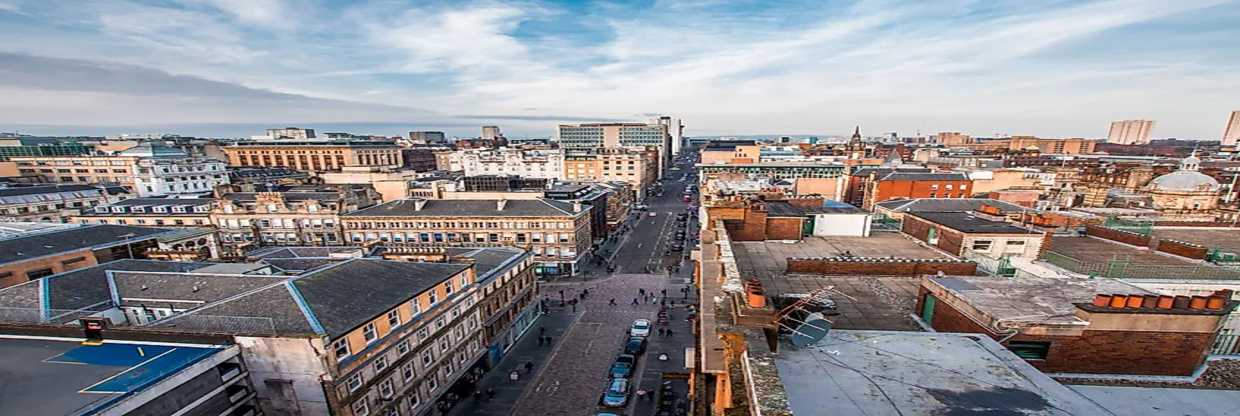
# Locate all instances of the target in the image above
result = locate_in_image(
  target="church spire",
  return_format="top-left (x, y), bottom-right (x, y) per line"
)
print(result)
top-left (852, 126), bottom-right (861, 140)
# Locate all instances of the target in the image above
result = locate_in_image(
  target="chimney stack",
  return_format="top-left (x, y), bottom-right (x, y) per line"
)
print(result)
top-left (573, 202), bottom-right (583, 213)
top-left (414, 199), bottom-right (427, 211)
top-left (497, 199), bottom-right (508, 211)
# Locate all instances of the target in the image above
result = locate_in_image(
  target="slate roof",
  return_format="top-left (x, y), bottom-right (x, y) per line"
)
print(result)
top-left (343, 198), bottom-right (583, 218)
top-left (0, 259), bottom-right (212, 310)
top-left (879, 171), bottom-right (969, 181)
top-left (260, 257), bottom-right (346, 274)
top-left (451, 247), bottom-right (528, 283)
top-left (874, 198), bottom-right (1028, 213)
top-left (222, 192), bottom-right (340, 202)
top-left (766, 201), bottom-right (864, 217)
top-left (111, 271), bottom-right (286, 308)
top-left (850, 167), bottom-right (930, 177)
top-left (0, 184), bottom-right (100, 198)
top-left (292, 259), bottom-right (470, 338)
top-left (0, 225), bottom-right (172, 265)
top-left (909, 212), bottom-right (1036, 234)
top-left (247, 246), bottom-right (365, 259)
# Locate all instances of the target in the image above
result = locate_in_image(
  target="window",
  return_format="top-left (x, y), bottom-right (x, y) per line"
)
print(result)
top-left (428, 292), bottom-right (437, 306)
top-left (402, 362), bottom-right (416, 381)
top-left (387, 310), bottom-right (401, 328)
top-left (333, 339), bottom-right (351, 360)
top-left (418, 327), bottom-right (429, 340)
top-left (410, 300), bottom-right (420, 316)
top-left (397, 339), bottom-right (411, 356)
top-left (438, 337), bottom-right (450, 353)
top-left (352, 400), bottom-right (369, 416)
top-left (379, 378), bottom-right (395, 398)
top-left (346, 373), bottom-right (363, 392)
top-left (421, 350), bottom-right (434, 366)
top-left (1007, 341), bottom-right (1050, 360)
top-left (444, 282), bottom-right (454, 295)
top-left (363, 323), bottom-right (378, 343)
top-left (971, 240), bottom-right (992, 252)
top-left (426, 374), bottom-right (438, 391)
top-left (374, 356), bottom-right (389, 372)
top-left (407, 390), bottom-right (421, 408)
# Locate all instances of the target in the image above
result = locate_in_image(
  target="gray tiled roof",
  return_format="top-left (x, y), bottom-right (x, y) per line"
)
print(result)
top-left (0, 184), bottom-right (99, 198)
top-left (874, 198), bottom-right (1028, 213)
top-left (343, 198), bottom-right (582, 218)
top-left (111, 271), bottom-right (286, 307)
top-left (0, 225), bottom-right (172, 265)
top-left (0, 259), bottom-right (212, 310)
top-left (292, 259), bottom-right (470, 338)
top-left (260, 257), bottom-right (346, 273)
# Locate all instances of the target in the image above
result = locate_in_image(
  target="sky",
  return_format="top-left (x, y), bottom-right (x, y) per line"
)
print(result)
top-left (1, 0), bottom-right (1238, 139)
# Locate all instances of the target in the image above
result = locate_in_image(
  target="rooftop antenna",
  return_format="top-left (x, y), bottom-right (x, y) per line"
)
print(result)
top-left (775, 286), bottom-right (856, 347)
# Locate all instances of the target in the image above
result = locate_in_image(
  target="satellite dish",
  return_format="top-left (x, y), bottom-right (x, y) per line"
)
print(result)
top-left (789, 312), bottom-right (831, 347)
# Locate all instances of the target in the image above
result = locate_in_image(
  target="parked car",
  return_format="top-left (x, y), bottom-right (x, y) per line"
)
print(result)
top-left (630, 319), bottom-right (652, 337)
top-left (670, 244), bottom-right (684, 252)
top-left (610, 354), bottom-right (636, 378)
top-left (625, 336), bottom-right (647, 355)
top-left (600, 378), bottom-right (630, 407)
top-left (648, 212), bottom-right (658, 217)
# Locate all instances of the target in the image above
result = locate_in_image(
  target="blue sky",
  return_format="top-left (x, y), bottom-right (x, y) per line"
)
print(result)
top-left (1, 0), bottom-right (1238, 138)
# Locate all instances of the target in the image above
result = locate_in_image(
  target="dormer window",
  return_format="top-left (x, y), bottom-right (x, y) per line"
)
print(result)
top-left (193, 205), bottom-right (208, 213)
top-left (172, 205), bottom-right (186, 213)
top-left (153, 206), bottom-right (167, 213)
top-left (95, 207), bottom-right (108, 213)
top-left (130, 206), bottom-right (145, 213)
top-left (110, 206), bottom-right (124, 213)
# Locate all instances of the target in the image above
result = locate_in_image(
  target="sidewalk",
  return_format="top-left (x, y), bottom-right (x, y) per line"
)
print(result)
top-left (444, 304), bottom-right (581, 416)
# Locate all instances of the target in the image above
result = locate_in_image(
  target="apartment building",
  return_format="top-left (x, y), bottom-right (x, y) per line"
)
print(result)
top-left (222, 140), bottom-right (402, 172)
top-left (460, 148), bottom-right (563, 179)
top-left (0, 136), bottom-right (93, 161)
top-left (0, 184), bottom-right (128, 222)
top-left (562, 147), bottom-right (658, 200)
top-left (699, 140), bottom-right (760, 164)
top-left (557, 122), bottom-right (670, 175)
top-left (1107, 120), bottom-right (1155, 145)
top-left (11, 143), bottom-right (229, 196)
top-left (862, 171), bottom-right (972, 209)
top-left (213, 185), bottom-right (381, 254)
top-left (73, 198), bottom-right (214, 227)
top-left (0, 251), bottom-right (533, 416)
top-left (0, 224), bottom-right (172, 288)
top-left (342, 198), bottom-right (592, 276)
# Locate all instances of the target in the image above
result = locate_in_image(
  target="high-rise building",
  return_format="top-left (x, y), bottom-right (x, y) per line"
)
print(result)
top-left (656, 116), bottom-right (684, 155)
top-left (557, 122), bottom-right (670, 177)
top-left (482, 126), bottom-right (502, 141)
top-left (409, 131), bottom-right (447, 143)
top-left (1223, 111), bottom-right (1240, 146)
top-left (1107, 120), bottom-right (1154, 145)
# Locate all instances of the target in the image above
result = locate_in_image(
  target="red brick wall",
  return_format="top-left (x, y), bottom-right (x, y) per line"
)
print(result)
top-left (724, 208), bottom-right (767, 241)
top-left (785, 197), bottom-right (826, 208)
top-left (786, 258), bottom-right (977, 276)
top-left (924, 293), bottom-right (1215, 376)
top-left (872, 179), bottom-right (973, 206)
top-left (765, 217), bottom-right (803, 240)
top-left (901, 215), bottom-right (965, 255)
top-left (1084, 224), bottom-right (1151, 247)
top-left (1155, 239), bottom-right (1208, 260)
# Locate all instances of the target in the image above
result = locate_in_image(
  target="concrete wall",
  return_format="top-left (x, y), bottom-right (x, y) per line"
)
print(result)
top-left (786, 257), bottom-right (977, 276)
top-left (901, 215), bottom-right (965, 255)
top-left (236, 336), bottom-right (329, 416)
top-left (812, 213), bottom-right (871, 237)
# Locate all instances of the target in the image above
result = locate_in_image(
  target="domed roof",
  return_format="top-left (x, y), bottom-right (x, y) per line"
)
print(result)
top-left (1149, 170), bottom-right (1219, 193)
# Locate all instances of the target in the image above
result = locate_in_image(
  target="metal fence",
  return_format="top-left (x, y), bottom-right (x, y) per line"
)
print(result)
top-left (1212, 330), bottom-right (1240, 357)
top-left (1042, 251), bottom-right (1240, 280)
top-left (871, 214), bottom-right (901, 232)
top-left (1103, 217), bottom-right (1153, 236)
top-left (963, 250), bottom-right (1016, 278)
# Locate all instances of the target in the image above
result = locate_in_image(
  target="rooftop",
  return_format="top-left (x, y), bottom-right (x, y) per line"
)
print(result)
top-left (924, 275), bottom-right (1155, 327)
top-left (0, 259), bottom-right (213, 312)
top-left (0, 224), bottom-right (172, 265)
top-left (773, 330), bottom-right (1111, 415)
top-left (0, 337), bottom-right (226, 416)
top-left (879, 171), bottom-right (970, 181)
top-left (874, 197), bottom-right (1029, 214)
top-left (343, 198), bottom-right (583, 218)
top-left (909, 211), bottom-right (1038, 234)
top-left (1151, 227), bottom-right (1240, 256)
top-left (766, 200), bottom-right (864, 216)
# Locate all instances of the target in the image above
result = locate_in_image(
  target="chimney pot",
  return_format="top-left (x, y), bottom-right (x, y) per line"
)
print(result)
top-left (1189, 296), bottom-right (1209, 310)
top-left (1092, 294), bottom-right (1111, 307)
top-left (1156, 295), bottom-right (1174, 309)
top-left (1206, 296), bottom-right (1226, 310)
top-left (1173, 295), bottom-right (1191, 309)
top-left (1141, 295), bottom-right (1158, 309)
top-left (1108, 294), bottom-right (1128, 308)
top-left (1125, 295), bottom-right (1144, 309)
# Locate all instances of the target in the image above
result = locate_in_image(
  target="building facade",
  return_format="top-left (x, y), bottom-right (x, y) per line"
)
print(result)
top-left (460, 148), bottom-right (564, 179)
top-left (557, 122), bottom-right (670, 174)
top-left (562, 148), bottom-right (658, 201)
top-left (222, 141), bottom-right (402, 172)
top-left (0, 184), bottom-right (127, 222)
top-left (1107, 120), bottom-right (1155, 145)
top-left (73, 198), bottom-right (214, 228)
top-left (11, 144), bottom-right (229, 197)
top-left (342, 199), bottom-right (592, 276)
top-left (212, 186), bottom-right (381, 254)
top-left (1224, 111), bottom-right (1240, 147)
top-left (862, 171), bottom-right (972, 209)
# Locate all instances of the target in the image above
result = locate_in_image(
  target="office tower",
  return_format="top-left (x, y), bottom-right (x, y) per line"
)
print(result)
top-left (1223, 111), bottom-right (1240, 146)
top-left (1106, 120), bottom-right (1154, 145)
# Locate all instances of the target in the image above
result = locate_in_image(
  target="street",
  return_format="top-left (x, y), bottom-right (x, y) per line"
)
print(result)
top-left (448, 154), bottom-right (699, 416)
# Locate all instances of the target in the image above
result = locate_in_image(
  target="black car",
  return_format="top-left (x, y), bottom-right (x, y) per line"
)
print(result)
top-left (670, 245), bottom-right (684, 252)
top-left (624, 336), bottom-right (647, 355)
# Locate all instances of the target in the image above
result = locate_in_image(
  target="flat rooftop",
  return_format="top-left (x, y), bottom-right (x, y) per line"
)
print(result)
top-left (1046, 235), bottom-right (1195, 266)
top-left (926, 275), bottom-right (1155, 327)
top-left (1068, 385), bottom-right (1240, 416)
top-left (910, 211), bottom-right (1037, 234)
top-left (1044, 236), bottom-right (1240, 279)
top-left (0, 337), bottom-right (224, 415)
top-left (773, 330), bottom-right (1111, 415)
top-left (1152, 227), bottom-right (1240, 255)
top-left (732, 234), bottom-right (948, 331)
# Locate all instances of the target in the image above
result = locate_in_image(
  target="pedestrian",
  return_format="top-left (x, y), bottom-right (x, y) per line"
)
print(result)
top-left (639, 288), bottom-right (646, 297)
top-left (658, 328), bottom-right (665, 336)
top-left (474, 389), bottom-right (484, 402)
top-left (667, 328), bottom-right (674, 337)
top-left (487, 388), bottom-right (496, 399)
top-left (632, 298), bottom-right (639, 306)
top-left (510, 370), bottom-right (520, 382)
top-left (571, 301), bottom-right (577, 312)
top-left (537, 336), bottom-right (543, 346)
top-left (559, 289), bottom-right (564, 301)
top-left (545, 335), bottom-right (553, 345)
top-left (539, 326), bottom-right (546, 336)
top-left (525, 361), bottom-right (534, 373)
top-left (609, 298), bottom-right (616, 306)
top-left (661, 289), bottom-right (667, 297)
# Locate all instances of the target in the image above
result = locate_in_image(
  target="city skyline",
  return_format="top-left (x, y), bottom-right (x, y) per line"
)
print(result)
top-left (2, 0), bottom-right (1239, 138)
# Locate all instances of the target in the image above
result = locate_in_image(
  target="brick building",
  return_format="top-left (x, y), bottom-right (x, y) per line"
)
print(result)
top-left (862, 171), bottom-right (971, 209)
top-left (212, 185), bottom-right (381, 254)
top-left (0, 184), bottom-right (128, 222)
top-left (901, 211), bottom-right (1047, 259)
top-left (0, 224), bottom-right (171, 288)
top-left (917, 275), bottom-right (1234, 376)
top-left (222, 140), bottom-right (402, 172)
